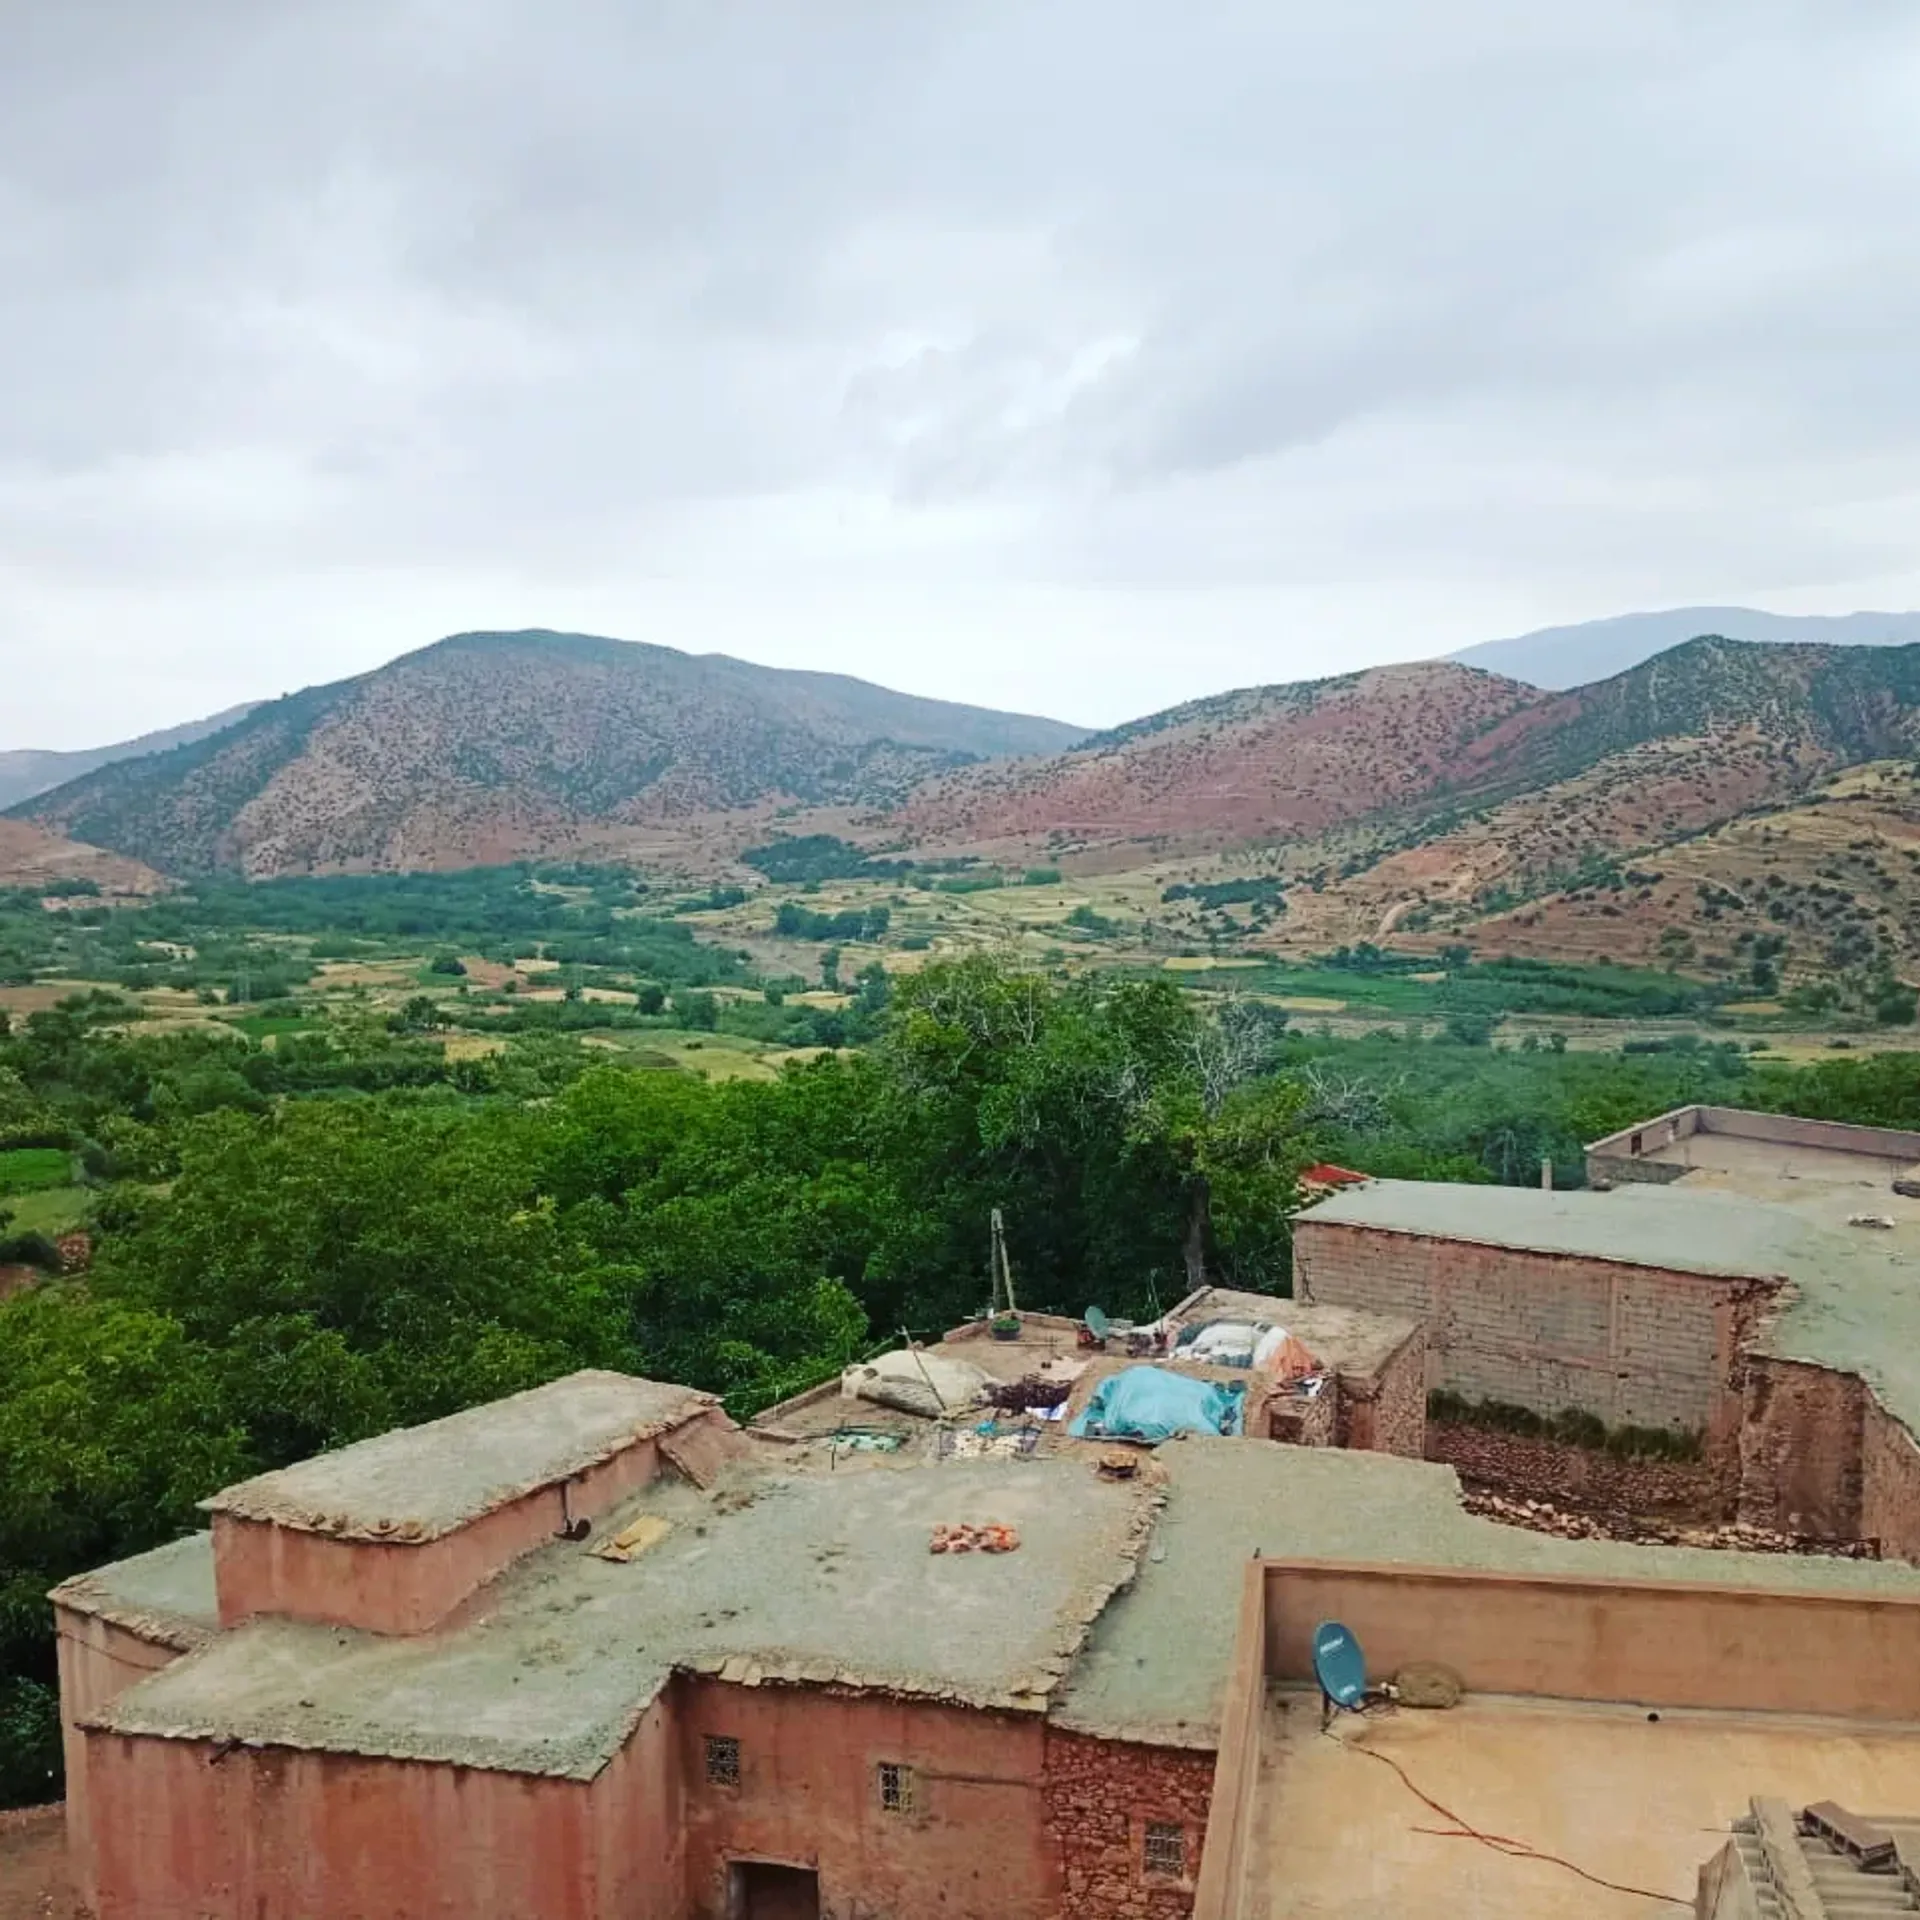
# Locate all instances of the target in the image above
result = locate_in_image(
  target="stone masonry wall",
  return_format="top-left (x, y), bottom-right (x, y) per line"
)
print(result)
top-left (1339, 1327), bottom-right (1427, 1458)
top-left (1428, 1423), bottom-right (1720, 1521)
top-left (1266, 1381), bottom-right (1336, 1447)
top-left (1862, 1400), bottom-right (1920, 1564)
top-left (1043, 1730), bottom-right (1214, 1920)
top-left (1293, 1222), bottom-right (1762, 1437)
top-left (1737, 1358), bottom-right (1867, 1540)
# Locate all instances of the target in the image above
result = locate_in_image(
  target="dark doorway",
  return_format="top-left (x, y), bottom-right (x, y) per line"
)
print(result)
top-left (729, 1861), bottom-right (821, 1920)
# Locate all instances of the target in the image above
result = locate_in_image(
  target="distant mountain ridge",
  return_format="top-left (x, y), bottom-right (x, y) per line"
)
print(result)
top-left (0, 703), bottom-right (258, 810)
top-left (12, 630), bottom-right (1087, 877)
top-left (1451, 607), bottom-right (1920, 689)
top-left (898, 635), bottom-right (1920, 859)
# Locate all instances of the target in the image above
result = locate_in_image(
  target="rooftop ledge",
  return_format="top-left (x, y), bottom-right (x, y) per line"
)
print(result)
top-left (199, 1371), bottom-right (715, 1544)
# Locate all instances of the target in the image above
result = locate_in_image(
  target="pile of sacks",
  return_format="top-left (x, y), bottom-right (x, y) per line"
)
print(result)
top-left (1173, 1318), bottom-right (1322, 1383)
top-left (841, 1349), bottom-right (988, 1419)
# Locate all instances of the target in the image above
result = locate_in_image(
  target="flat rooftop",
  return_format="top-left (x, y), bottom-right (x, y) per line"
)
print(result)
top-left (1248, 1695), bottom-right (1920, 1918)
top-left (1303, 1178), bottom-right (1920, 1438)
top-left (1589, 1103), bottom-right (1920, 1187)
top-left (51, 1532), bottom-right (219, 1652)
top-left (77, 1403), bottom-right (1920, 1778)
top-left (1035, 1440), bottom-right (1920, 1749)
top-left (91, 1447), bottom-right (1158, 1779)
top-left (201, 1370), bottom-right (714, 1541)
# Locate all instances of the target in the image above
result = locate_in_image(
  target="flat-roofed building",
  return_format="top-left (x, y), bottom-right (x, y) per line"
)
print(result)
top-left (60, 1367), bottom-right (1920, 1918)
top-left (1294, 1106), bottom-right (1920, 1557)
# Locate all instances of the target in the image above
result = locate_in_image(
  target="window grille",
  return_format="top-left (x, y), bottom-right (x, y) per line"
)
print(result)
top-left (1143, 1822), bottom-right (1186, 1877)
top-left (877, 1761), bottom-right (915, 1815)
top-left (704, 1735), bottom-right (741, 1788)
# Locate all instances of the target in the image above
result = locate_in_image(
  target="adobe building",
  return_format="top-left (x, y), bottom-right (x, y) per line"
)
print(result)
top-left (1294, 1104), bottom-right (1920, 1558)
top-left (52, 1356), bottom-right (1920, 1918)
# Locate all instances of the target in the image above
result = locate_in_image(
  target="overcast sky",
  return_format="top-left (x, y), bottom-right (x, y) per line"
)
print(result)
top-left (5, 2), bottom-right (1920, 746)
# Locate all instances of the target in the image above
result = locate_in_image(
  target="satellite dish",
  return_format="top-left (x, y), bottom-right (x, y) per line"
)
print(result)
top-left (1312, 1620), bottom-right (1367, 1724)
top-left (1084, 1305), bottom-right (1112, 1340)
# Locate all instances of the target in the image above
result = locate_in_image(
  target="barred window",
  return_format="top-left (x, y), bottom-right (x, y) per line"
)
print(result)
top-left (877, 1761), bottom-right (915, 1815)
top-left (704, 1735), bottom-right (741, 1788)
top-left (1143, 1822), bottom-right (1186, 1878)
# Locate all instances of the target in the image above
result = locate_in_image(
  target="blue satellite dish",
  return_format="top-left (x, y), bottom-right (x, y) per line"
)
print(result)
top-left (1311, 1620), bottom-right (1367, 1712)
top-left (1084, 1305), bottom-right (1112, 1340)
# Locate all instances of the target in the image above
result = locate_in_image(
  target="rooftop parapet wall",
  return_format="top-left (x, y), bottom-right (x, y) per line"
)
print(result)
top-left (202, 1371), bottom-right (723, 1635)
top-left (1260, 1558), bottom-right (1920, 1720)
top-left (1587, 1104), bottom-right (1920, 1186)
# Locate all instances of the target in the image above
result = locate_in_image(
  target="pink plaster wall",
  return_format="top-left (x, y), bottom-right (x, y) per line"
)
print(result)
top-left (214, 1411), bottom-right (733, 1634)
top-left (82, 1697), bottom-right (683, 1920)
top-left (1261, 1559), bottom-right (1920, 1719)
top-left (54, 1605), bottom-right (191, 1914)
top-left (678, 1680), bottom-right (1057, 1920)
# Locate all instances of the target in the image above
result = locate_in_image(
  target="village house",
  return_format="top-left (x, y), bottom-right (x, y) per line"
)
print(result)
top-left (51, 1106), bottom-right (1920, 1918)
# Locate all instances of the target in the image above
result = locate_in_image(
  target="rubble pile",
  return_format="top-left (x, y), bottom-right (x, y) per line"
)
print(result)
top-left (1462, 1486), bottom-right (1881, 1558)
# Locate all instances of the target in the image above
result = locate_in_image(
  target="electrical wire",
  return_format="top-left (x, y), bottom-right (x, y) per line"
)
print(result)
top-left (1329, 1733), bottom-right (1692, 1909)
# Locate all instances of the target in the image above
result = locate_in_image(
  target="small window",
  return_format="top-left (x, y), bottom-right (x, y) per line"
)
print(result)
top-left (877, 1761), bottom-right (915, 1815)
top-left (704, 1735), bottom-right (741, 1788)
top-left (1143, 1822), bottom-right (1186, 1878)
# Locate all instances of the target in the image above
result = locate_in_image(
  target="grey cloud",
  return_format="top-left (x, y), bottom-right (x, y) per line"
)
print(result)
top-left (4, 0), bottom-right (1920, 737)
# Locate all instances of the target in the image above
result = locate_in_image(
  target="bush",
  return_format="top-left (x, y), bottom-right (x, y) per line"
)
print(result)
top-left (0, 1231), bottom-right (63, 1271)
top-left (1876, 986), bottom-right (1918, 1027)
top-left (428, 954), bottom-right (467, 976)
top-left (1022, 868), bottom-right (1062, 887)
top-left (1442, 1012), bottom-right (1497, 1047)
top-left (0, 1678), bottom-right (60, 1806)
top-left (672, 990), bottom-right (719, 1032)
top-left (1425, 1392), bottom-right (1702, 1461)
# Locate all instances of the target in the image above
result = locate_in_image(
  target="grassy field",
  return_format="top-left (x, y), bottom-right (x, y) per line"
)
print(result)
top-left (0, 1147), bottom-right (75, 1194)
top-left (5, 1186), bottom-right (89, 1235)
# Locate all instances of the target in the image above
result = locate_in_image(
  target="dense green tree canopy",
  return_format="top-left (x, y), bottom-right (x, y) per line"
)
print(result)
top-left (11, 953), bottom-right (1920, 1804)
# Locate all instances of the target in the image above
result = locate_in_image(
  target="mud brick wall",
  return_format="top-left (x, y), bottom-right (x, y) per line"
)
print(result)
top-left (1337, 1327), bottom-right (1426, 1458)
top-left (1294, 1222), bottom-right (1768, 1448)
top-left (1043, 1730), bottom-right (1214, 1920)
top-left (1863, 1400), bottom-right (1920, 1564)
top-left (1737, 1357), bottom-right (1867, 1540)
top-left (1265, 1382), bottom-right (1336, 1447)
top-left (1428, 1423), bottom-right (1720, 1520)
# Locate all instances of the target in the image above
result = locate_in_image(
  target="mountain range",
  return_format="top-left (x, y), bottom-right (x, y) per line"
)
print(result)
top-left (13, 617), bottom-right (1920, 994)
top-left (1452, 607), bottom-right (1920, 689)
top-left (0, 703), bottom-right (258, 811)
top-left (12, 631), bottom-right (1085, 878)
top-left (899, 636), bottom-right (1920, 865)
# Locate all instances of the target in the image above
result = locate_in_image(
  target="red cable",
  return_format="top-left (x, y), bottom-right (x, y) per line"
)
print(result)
top-left (1332, 1734), bottom-right (1692, 1909)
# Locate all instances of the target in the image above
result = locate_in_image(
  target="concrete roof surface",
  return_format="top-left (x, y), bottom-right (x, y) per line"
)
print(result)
top-left (1256, 1695), bottom-right (1920, 1918)
top-left (50, 1532), bottom-right (219, 1650)
top-left (96, 1451), bottom-right (1158, 1779)
top-left (1304, 1180), bottom-right (1920, 1439)
top-left (199, 1370), bottom-right (714, 1540)
top-left (1051, 1440), bottom-right (1920, 1749)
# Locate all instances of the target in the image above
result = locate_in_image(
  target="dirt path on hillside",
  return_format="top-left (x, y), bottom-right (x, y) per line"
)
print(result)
top-left (0, 1807), bottom-right (77, 1919)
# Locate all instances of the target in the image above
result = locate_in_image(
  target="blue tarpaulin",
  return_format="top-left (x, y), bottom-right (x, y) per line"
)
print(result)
top-left (1069, 1365), bottom-right (1245, 1444)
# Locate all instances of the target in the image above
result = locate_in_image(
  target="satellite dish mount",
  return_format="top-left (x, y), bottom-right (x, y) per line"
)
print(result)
top-left (1311, 1619), bottom-right (1369, 1731)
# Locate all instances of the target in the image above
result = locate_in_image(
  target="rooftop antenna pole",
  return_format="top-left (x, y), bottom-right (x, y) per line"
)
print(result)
top-left (989, 1208), bottom-right (1018, 1318)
